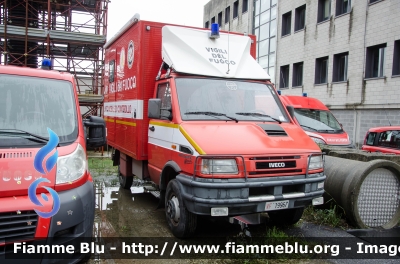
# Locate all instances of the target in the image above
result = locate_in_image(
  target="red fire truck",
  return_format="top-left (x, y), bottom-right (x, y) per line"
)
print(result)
top-left (104, 15), bottom-right (326, 238)
top-left (0, 61), bottom-right (105, 262)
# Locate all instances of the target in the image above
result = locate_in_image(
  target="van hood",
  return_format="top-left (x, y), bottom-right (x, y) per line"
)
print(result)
top-left (0, 148), bottom-right (56, 197)
top-left (180, 122), bottom-right (320, 155)
top-left (0, 143), bottom-right (78, 197)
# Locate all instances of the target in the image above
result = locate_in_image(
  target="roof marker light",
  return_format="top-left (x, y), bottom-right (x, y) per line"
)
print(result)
top-left (41, 58), bottom-right (52, 70)
top-left (303, 92), bottom-right (308, 97)
top-left (209, 23), bottom-right (220, 39)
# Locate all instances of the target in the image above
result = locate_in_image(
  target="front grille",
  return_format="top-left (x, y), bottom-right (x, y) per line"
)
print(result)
top-left (0, 210), bottom-right (38, 242)
top-left (249, 169), bottom-right (303, 175)
top-left (250, 156), bottom-right (301, 160)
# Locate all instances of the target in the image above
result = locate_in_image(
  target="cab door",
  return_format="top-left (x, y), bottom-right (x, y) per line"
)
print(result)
top-left (148, 81), bottom-right (175, 182)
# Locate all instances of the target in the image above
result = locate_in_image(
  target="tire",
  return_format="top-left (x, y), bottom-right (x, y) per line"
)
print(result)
top-left (268, 207), bottom-right (304, 226)
top-left (118, 166), bottom-right (133, 189)
top-left (165, 179), bottom-right (197, 238)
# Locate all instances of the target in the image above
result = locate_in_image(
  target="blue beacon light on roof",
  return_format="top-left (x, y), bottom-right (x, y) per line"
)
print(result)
top-left (41, 58), bottom-right (52, 70)
top-left (209, 23), bottom-right (220, 39)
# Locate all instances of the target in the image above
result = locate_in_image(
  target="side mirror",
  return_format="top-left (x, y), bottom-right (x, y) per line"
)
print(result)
top-left (148, 99), bottom-right (161, 119)
top-left (286, 105), bottom-right (295, 119)
top-left (84, 116), bottom-right (106, 148)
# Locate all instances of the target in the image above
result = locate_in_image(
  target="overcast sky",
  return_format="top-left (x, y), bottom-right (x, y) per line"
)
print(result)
top-left (107, 0), bottom-right (210, 41)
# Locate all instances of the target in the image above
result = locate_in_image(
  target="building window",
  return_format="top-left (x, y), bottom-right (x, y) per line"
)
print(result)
top-left (336, 0), bottom-right (351, 16)
top-left (281, 11), bottom-right (291, 36)
top-left (369, 0), bottom-right (382, 4)
top-left (211, 17), bottom-right (215, 24)
top-left (292, 62), bottom-right (304, 87)
top-left (295, 5), bottom-right (306, 31)
top-left (254, 0), bottom-right (278, 83)
top-left (392, 40), bottom-right (400, 76)
top-left (366, 44), bottom-right (386, 78)
top-left (225, 6), bottom-right (230, 23)
top-left (315, 56), bottom-right (329, 84)
top-left (280, 65), bottom-right (289, 88)
top-left (318, 0), bottom-right (331, 23)
top-left (243, 0), bottom-right (248, 13)
top-left (333, 52), bottom-right (348, 82)
top-left (233, 1), bottom-right (239, 19)
top-left (205, 21), bottom-right (209, 28)
top-left (218, 12), bottom-right (222, 27)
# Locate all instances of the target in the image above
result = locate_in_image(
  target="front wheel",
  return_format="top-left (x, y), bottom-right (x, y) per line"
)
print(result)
top-left (267, 207), bottom-right (304, 226)
top-left (165, 179), bottom-right (197, 238)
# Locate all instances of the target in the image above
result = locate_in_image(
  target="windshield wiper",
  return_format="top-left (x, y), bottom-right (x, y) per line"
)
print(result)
top-left (0, 129), bottom-right (50, 143)
top-left (184, 111), bottom-right (238, 123)
top-left (299, 124), bottom-right (319, 131)
top-left (235, 112), bottom-right (282, 124)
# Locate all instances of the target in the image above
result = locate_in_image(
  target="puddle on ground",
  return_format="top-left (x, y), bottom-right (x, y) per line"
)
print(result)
top-left (87, 168), bottom-right (270, 263)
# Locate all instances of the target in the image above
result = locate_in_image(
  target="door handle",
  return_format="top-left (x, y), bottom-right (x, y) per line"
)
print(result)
top-left (149, 126), bottom-right (155, 132)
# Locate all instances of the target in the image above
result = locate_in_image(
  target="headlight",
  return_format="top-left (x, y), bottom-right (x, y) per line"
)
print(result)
top-left (308, 155), bottom-right (324, 171)
top-left (201, 159), bottom-right (238, 174)
top-left (56, 144), bottom-right (87, 184)
top-left (311, 137), bottom-right (326, 145)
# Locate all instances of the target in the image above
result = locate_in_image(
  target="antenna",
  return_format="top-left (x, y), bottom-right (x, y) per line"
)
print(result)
top-left (384, 108), bottom-right (392, 126)
top-left (226, 0), bottom-right (230, 74)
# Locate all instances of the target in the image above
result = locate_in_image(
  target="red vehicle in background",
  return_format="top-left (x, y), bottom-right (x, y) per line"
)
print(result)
top-left (280, 94), bottom-right (353, 148)
top-left (0, 62), bottom-right (105, 263)
top-left (362, 126), bottom-right (400, 155)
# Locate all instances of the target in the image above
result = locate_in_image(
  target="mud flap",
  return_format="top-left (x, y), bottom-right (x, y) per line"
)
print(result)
top-left (157, 190), bottom-right (166, 209)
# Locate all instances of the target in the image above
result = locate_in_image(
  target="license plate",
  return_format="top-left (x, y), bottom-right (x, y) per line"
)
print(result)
top-left (265, 200), bottom-right (289, 211)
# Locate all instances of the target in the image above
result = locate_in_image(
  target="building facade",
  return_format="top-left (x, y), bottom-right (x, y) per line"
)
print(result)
top-left (204, 0), bottom-right (400, 146)
top-left (275, 0), bottom-right (400, 146)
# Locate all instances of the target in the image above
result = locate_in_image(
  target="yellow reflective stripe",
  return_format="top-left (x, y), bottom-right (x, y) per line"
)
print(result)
top-left (149, 121), bottom-right (179, 128)
top-left (104, 117), bottom-right (113, 123)
top-left (179, 126), bottom-right (206, 155)
top-left (116, 120), bottom-right (136, 127)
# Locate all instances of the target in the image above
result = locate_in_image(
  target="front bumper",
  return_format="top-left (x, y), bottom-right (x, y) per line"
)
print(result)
top-left (176, 173), bottom-right (326, 215)
top-left (1, 180), bottom-right (95, 264)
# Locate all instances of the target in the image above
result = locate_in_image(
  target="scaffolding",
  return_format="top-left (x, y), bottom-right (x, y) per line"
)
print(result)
top-left (0, 0), bottom-right (107, 117)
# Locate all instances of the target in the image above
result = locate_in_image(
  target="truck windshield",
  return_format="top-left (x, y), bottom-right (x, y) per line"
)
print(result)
top-left (294, 109), bottom-right (342, 133)
top-left (175, 78), bottom-right (288, 122)
top-left (0, 74), bottom-right (78, 147)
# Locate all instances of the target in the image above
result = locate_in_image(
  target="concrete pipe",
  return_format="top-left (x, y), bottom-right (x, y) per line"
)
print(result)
top-left (324, 156), bottom-right (400, 229)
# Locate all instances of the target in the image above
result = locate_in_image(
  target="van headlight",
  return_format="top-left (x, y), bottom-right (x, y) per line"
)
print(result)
top-left (311, 137), bottom-right (326, 145)
top-left (308, 155), bottom-right (324, 171)
top-left (56, 144), bottom-right (87, 184)
top-left (201, 159), bottom-right (238, 174)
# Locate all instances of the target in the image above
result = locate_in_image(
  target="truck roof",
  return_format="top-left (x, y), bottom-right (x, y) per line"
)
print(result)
top-left (280, 95), bottom-right (329, 110)
top-left (0, 65), bottom-right (74, 82)
top-left (367, 126), bottom-right (400, 132)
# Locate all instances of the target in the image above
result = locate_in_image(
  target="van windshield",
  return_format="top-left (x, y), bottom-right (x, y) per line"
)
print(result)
top-left (294, 109), bottom-right (342, 133)
top-left (0, 74), bottom-right (78, 147)
top-left (175, 78), bottom-right (288, 122)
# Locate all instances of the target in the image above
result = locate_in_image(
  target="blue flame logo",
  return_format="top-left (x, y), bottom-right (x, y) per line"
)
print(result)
top-left (28, 128), bottom-right (60, 218)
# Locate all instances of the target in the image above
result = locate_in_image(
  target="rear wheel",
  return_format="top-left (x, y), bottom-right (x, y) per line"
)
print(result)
top-left (118, 166), bottom-right (133, 189)
top-left (165, 179), bottom-right (197, 238)
top-left (268, 207), bottom-right (304, 226)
